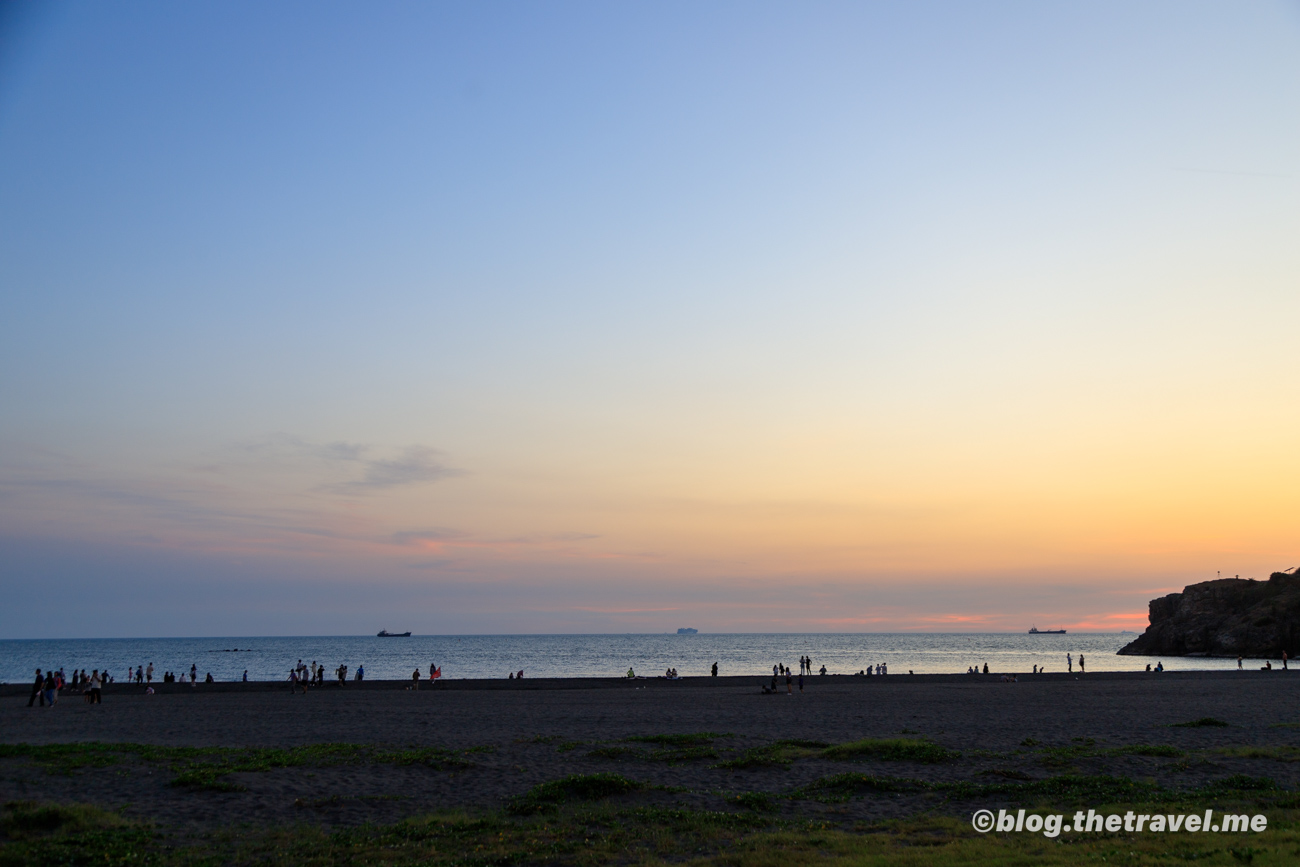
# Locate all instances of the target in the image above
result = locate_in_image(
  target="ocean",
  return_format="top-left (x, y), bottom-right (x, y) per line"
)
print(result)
top-left (0, 633), bottom-right (1266, 684)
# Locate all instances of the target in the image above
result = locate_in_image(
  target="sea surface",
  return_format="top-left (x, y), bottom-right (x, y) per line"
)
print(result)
top-left (0, 633), bottom-right (1273, 684)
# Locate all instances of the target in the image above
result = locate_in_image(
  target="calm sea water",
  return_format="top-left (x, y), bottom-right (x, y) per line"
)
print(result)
top-left (0, 633), bottom-right (1268, 684)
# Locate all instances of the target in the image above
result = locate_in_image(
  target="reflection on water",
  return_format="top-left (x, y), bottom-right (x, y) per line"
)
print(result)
top-left (0, 633), bottom-right (1270, 684)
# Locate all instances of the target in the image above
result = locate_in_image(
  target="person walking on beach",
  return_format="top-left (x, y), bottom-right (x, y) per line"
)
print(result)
top-left (146, 662), bottom-right (154, 683)
top-left (243, 669), bottom-right (248, 682)
top-left (711, 661), bottom-right (718, 677)
top-left (44, 671), bottom-right (57, 706)
top-left (1284, 652), bottom-right (1289, 671)
top-left (1067, 653), bottom-right (1073, 673)
top-left (88, 670), bottom-right (102, 704)
top-left (27, 669), bottom-right (43, 707)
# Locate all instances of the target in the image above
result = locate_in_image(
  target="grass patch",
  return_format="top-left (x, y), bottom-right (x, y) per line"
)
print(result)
top-left (821, 738), bottom-right (959, 764)
top-left (1218, 746), bottom-right (1300, 763)
top-left (507, 773), bottom-right (644, 814)
top-left (1172, 716), bottom-right (1231, 727)
top-left (4, 790), bottom-right (1300, 865)
top-left (0, 801), bottom-right (132, 841)
top-left (0, 742), bottom-right (474, 793)
top-left (0, 801), bottom-right (157, 867)
top-left (794, 770), bottom-right (1282, 807)
top-left (731, 791), bottom-right (779, 812)
top-left (714, 739), bottom-right (830, 770)
top-left (590, 743), bottom-right (720, 765)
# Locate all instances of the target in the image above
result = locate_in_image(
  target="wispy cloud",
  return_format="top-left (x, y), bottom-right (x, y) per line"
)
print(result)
top-left (342, 446), bottom-right (460, 491)
top-left (231, 435), bottom-right (461, 494)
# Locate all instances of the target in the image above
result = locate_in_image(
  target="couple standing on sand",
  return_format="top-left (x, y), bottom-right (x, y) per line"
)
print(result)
top-left (412, 663), bottom-right (442, 689)
top-left (1066, 653), bottom-right (1085, 673)
top-left (27, 669), bottom-right (59, 707)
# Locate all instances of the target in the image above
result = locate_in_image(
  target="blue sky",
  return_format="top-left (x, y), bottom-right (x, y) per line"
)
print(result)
top-left (2, 2), bottom-right (1298, 637)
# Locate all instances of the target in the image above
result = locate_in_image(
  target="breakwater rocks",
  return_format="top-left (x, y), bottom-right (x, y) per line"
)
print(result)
top-left (1119, 570), bottom-right (1300, 658)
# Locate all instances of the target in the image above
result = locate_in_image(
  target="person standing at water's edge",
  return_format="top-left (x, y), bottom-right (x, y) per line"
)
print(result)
top-left (27, 669), bottom-right (43, 707)
top-left (1078, 654), bottom-right (1085, 673)
top-left (1067, 653), bottom-right (1073, 673)
top-left (711, 662), bottom-right (718, 677)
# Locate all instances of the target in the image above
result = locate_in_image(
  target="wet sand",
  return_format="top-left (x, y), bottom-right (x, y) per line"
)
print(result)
top-left (3, 671), bottom-right (1299, 831)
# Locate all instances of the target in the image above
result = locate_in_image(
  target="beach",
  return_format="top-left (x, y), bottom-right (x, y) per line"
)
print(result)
top-left (4, 671), bottom-right (1299, 836)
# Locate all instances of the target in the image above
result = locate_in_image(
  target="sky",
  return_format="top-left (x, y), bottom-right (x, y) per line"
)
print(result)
top-left (1, 1), bottom-right (1298, 638)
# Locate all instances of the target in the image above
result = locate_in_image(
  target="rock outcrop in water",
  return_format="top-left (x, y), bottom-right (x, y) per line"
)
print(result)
top-left (1118, 570), bottom-right (1300, 657)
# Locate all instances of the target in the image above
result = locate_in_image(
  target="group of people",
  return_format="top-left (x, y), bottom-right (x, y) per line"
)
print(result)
top-left (26, 668), bottom-right (113, 706)
top-left (25, 668), bottom-right (115, 707)
top-left (288, 659), bottom-right (366, 692)
top-left (762, 664), bottom-right (804, 694)
top-left (856, 663), bottom-right (887, 676)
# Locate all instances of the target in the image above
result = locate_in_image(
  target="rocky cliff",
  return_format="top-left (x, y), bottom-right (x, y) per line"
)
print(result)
top-left (1118, 570), bottom-right (1300, 657)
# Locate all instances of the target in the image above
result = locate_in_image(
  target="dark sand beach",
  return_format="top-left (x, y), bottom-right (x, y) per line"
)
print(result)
top-left (4, 671), bottom-right (1300, 836)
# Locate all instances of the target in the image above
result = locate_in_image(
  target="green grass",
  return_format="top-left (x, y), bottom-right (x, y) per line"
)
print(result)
top-left (1218, 746), bottom-right (1300, 763)
top-left (731, 791), bottom-right (779, 812)
top-left (793, 771), bottom-right (1279, 806)
top-left (0, 742), bottom-right (475, 792)
top-left (590, 743), bottom-right (721, 764)
top-left (506, 773), bottom-right (644, 814)
top-left (4, 785), bottom-right (1299, 866)
top-left (715, 739), bottom-right (830, 769)
top-left (820, 738), bottom-right (960, 764)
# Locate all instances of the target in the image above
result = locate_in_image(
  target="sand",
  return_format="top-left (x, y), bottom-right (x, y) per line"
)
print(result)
top-left (3, 671), bottom-right (1299, 831)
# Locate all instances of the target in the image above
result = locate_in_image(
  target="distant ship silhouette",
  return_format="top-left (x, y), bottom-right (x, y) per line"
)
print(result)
top-left (377, 630), bottom-right (411, 637)
top-left (676, 627), bottom-right (698, 635)
top-left (1028, 626), bottom-right (1066, 634)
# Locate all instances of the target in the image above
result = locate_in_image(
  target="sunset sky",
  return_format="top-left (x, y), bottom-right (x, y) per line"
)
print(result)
top-left (2, 2), bottom-right (1298, 637)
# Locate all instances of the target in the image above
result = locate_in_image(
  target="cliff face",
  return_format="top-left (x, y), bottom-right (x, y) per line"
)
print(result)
top-left (1118, 571), bottom-right (1300, 657)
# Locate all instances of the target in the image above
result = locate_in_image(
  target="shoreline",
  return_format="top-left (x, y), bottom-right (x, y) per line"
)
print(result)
top-left (2, 667), bottom-right (1293, 698)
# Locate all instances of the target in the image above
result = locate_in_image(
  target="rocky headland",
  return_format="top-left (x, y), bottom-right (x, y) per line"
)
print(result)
top-left (1118, 569), bottom-right (1300, 657)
